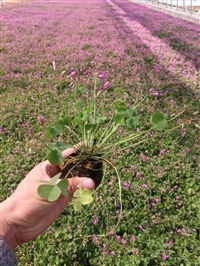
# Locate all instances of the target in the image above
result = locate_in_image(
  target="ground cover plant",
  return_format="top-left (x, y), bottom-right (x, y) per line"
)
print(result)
top-left (1, 0), bottom-right (200, 265)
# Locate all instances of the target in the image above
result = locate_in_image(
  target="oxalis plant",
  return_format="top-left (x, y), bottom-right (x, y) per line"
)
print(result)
top-left (37, 67), bottom-right (185, 237)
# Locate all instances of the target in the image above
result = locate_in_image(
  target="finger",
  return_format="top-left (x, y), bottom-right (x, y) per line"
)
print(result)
top-left (67, 177), bottom-right (95, 199)
top-left (62, 147), bottom-right (76, 158)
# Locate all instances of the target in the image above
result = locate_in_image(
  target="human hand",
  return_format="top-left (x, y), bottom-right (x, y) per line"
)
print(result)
top-left (0, 148), bottom-right (95, 250)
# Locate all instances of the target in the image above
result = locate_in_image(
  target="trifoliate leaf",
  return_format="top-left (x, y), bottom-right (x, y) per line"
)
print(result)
top-left (126, 116), bottom-right (139, 128)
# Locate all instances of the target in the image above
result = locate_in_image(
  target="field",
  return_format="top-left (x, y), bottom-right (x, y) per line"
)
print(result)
top-left (1, 0), bottom-right (200, 265)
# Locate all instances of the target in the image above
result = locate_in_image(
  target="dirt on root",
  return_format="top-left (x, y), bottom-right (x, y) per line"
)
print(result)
top-left (60, 153), bottom-right (103, 188)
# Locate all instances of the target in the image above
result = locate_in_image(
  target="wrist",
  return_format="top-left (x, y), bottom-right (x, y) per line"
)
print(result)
top-left (0, 199), bottom-right (19, 250)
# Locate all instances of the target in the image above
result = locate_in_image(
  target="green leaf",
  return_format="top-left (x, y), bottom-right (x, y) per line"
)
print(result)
top-left (114, 114), bottom-right (124, 124)
top-left (57, 179), bottom-right (69, 198)
top-left (150, 112), bottom-right (165, 125)
top-left (77, 99), bottom-right (85, 108)
top-left (57, 178), bottom-right (69, 189)
top-left (81, 112), bottom-right (89, 122)
top-left (82, 195), bottom-right (93, 205)
top-left (45, 130), bottom-right (53, 138)
top-left (48, 186), bottom-right (61, 202)
top-left (77, 86), bottom-right (86, 94)
top-left (117, 106), bottom-right (128, 117)
top-left (85, 124), bottom-right (93, 130)
top-left (46, 143), bottom-right (57, 156)
top-left (54, 116), bottom-right (71, 126)
top-left (73, 188), bottom-right (82, 198)
top-left (74, 198), bottom-right (82, 212)
top-left (48, 125), bottom-right (63, 137)
top-left (50, 173), bottom-right (62, 184)
top-left (155, 119), bottom-right (167, 129)
top-left (127, 109), bottom-right (137, 117)
top-left (126, 116), bottom-right (139, 128)
top-left (81, 188), bottom-right (93, 205)
top-left (47, 149), bottom-right (63, 165)
top-left (38, 184), bottom-right (54, 199)
top-left (114, 100), bottom-right (125, 107)
top-left (70, 103), bottom-right (76, 110)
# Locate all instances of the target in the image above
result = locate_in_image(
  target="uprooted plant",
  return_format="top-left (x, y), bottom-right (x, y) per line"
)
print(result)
top-left (37, 66), bottom-right (186, 236)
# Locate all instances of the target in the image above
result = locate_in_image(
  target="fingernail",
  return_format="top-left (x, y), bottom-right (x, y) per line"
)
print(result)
top-left (81, 178), bottom-right (95, 190)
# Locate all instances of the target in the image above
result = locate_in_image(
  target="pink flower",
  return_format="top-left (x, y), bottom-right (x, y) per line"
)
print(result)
top-left (116, 235), bottom-right (121, 241)
top-left (153, 92), bottom-right (159, 96)
top-left (93, 236), bottom-right (98, 242)
top-left (37, 115), bottom-right (45, 125)
top-left (162, 252), bottom-right (168, 260)
top-left (92, 220), bottom-right (97, 225)
top-left (103, 243), bottom-right (107, 249)
top-left (99, 72), bottom-right (107, 82)
top-left (104, 81), bottom-right (110, 89)
top-left (138, 224), bottom-right (143, 229)
top-left (110, 251), bottom-right (115, 255)
top-left (122, 239), bottom-right (126, 245)
top-left (130, 235), bottom-right (135, 241)
top-left (70, 70), bottom-right (76, 79)
top-left (177, 229), bottom-right (181, 234)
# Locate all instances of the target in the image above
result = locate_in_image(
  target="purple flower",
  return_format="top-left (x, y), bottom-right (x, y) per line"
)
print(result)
top-left (169, 240), bottom-right (174, 245)
top-left (153, 91), bottom-right (159, 96)
top-left (110, 251), bottom-right (115, 255)
top-left (70, 70), bottom-right (76, 79)
top-left (37, 115), bottom-right (45, 125)
top-left (93, 236), bottom-right (98, 242)
top-left (116, 210), bottom-right (119, 214)
top-left (92, 220), bottom-right (97, 225)
top-left (162, 252), bottom-right (168, 260)
top-left (138, 224), bottom-right (143, 229)
top-left (116, 235), bottom-right (121, 241)
top-left (121, 239), bottom-right (126, 245)
top-left (103, 243), bottom-right (107, 249)
top-left (99, 72), bottom-right (107, 82)
top-left (52, 61), bottom-right (56, 71)
top-left (130, 235), bottom-right (135, 241)
top-left (124, 182), bottom-right (130, 190)
top-left (104, 81), bottom-right (110, 89)
top-left (177, 229), bottom-right (181, 234)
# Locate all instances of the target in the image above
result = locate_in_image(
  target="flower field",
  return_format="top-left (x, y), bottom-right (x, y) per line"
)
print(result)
top-left (1, 0), bottom-right (200, 265)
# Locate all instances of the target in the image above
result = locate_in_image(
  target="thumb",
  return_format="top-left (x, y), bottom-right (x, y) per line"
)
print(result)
top-left (67, 177), bottom-right (95, 199)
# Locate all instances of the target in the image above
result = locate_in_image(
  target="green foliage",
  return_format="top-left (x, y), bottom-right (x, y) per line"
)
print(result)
top-left (38, 173), bottom-right (69, 201)
top-left (73, 187), bottom-right (93, 212)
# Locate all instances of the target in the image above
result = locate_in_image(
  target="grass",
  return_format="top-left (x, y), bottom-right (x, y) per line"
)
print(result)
top-left (1, 0), bottom-right (200, 265)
